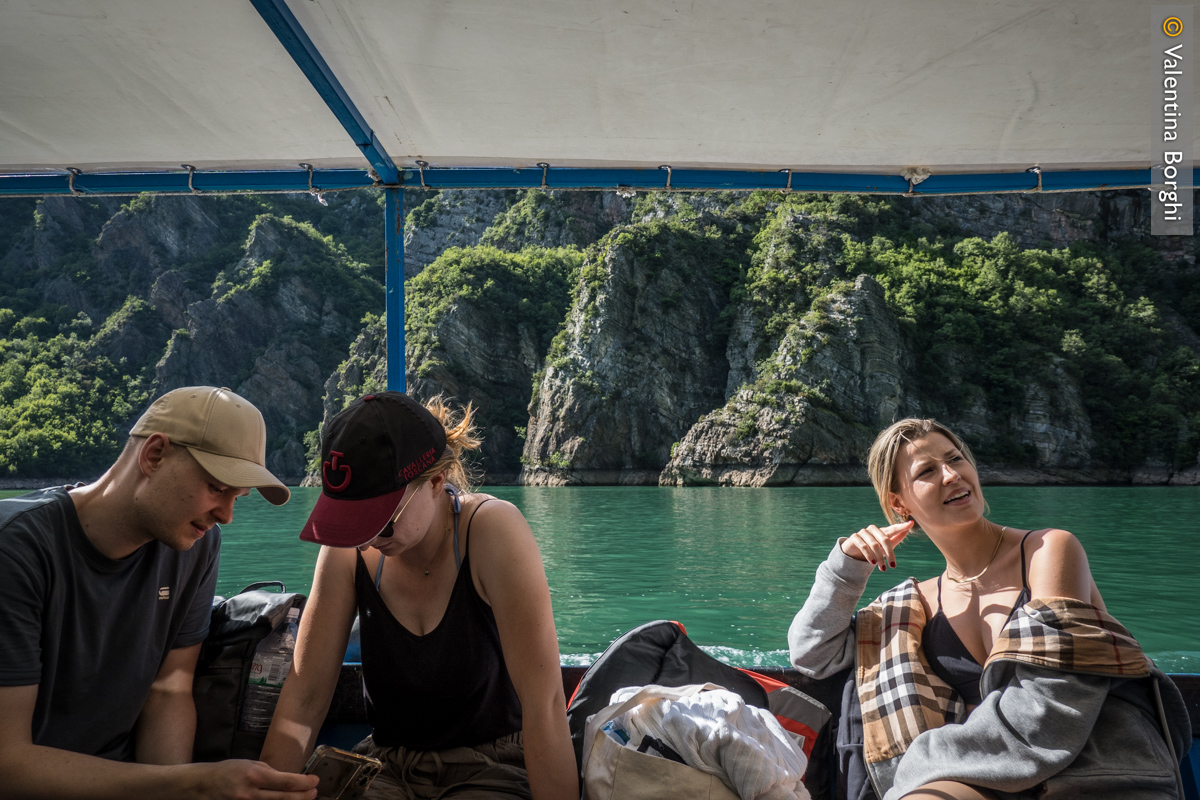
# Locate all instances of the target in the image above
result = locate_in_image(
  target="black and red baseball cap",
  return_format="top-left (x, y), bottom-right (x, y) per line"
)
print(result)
top-left (300, 392), bottom-right (447, 547)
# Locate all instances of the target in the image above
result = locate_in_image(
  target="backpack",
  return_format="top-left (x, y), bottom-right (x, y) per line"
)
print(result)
top-left (191, 581), bottom-right (306, 761)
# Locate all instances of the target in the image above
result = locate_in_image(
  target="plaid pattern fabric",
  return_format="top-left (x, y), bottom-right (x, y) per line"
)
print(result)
top-left (855, 579), bottom-right (966, 765)
top-left (856, 587), bottom-right (1152, 770)
top-left (985, 597), bottom-right (1152, 677)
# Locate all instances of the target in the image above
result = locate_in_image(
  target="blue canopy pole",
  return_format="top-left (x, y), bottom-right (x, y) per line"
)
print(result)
top-left (384, 187), bottom-right (405, 392)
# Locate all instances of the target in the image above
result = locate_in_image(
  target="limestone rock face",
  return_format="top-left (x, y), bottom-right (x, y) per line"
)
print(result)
top-left (88, 298), bottom-right (171, 369)
top-left (908, 190), bottom-right (1183, 253)
top-left (149, 269), bottom-right (197, 330)
top-left (92, 197), bottom-right (223, 297)
top-left (300, 318), bottom-right (389, 487)
top-left (521, 219), bottom-right (741, 485)
top-left (305, 187), bottom-right (622, 484)
top-left (0, 197), bottom-right (120, 321)
top-left (403, 190), bottom-right (515, 277)
top-left (663, 267), bottom-right (1102, 486)
top-left (925, 361), bottom-right (1096, 473)
top-left (1010, 361), bottom-right (1095, 466)
top-left (154, 217), bottom-right (380, 481)
top-left (407, 304), bottom-right (544, 481)
top-left (662, 275), bottom-right (916, 486)
top-left (912, 193), bottom-right (1105, 249)
top-left (321, 316), bottom-right (389, 423)
top-left (482, 190), bottom-right (633, 251)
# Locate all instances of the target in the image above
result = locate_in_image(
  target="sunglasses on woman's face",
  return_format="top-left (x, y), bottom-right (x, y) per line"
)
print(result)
top-left (374, 487), bottom-right (414, 539)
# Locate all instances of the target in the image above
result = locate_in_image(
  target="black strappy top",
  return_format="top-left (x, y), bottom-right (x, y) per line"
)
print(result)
top-left (355, 496), bottom-right (522, 750)
top-left (923, 530), bottom-right (1034, 706)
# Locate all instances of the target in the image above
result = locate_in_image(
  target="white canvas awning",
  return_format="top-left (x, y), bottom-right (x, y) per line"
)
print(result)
top-left (0, 0), bottom-right (1188, 181)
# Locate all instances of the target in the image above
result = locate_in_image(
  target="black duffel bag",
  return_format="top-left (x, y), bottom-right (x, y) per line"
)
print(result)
top-left (192, 581), bottom-right (306, 761)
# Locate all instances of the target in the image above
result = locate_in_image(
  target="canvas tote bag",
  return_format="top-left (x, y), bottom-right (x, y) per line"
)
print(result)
top-left (581, 683), bottom-right (740, 800)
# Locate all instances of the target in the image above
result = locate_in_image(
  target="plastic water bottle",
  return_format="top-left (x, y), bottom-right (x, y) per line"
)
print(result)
top-left (240, 605), bottom-right (300, 732)
top-left (601, 719), bottom-right (631, 745)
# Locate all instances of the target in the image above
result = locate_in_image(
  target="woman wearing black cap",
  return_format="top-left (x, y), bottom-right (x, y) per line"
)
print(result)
top-left (261, 392), bottom-right (578, 800)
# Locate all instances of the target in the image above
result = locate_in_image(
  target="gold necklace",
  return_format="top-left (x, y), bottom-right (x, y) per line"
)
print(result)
top-left (945, 526), bottom-right (1007, 584)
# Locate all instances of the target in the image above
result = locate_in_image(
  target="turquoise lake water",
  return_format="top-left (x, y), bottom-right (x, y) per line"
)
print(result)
top-left (5, 485), bottom-right (1198, 671)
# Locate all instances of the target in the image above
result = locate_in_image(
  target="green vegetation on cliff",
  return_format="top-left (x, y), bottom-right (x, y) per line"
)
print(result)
top-left (722, 192), bottom-right (1200, 468)
top-left (857, 232), bottom-right (1199, 467)
top-left (0, 192), bottom-right (384, 478)
top-left (407, 244), bottom-right (583, 360)
top-left (0, 332), bottom-right (147, 476)
top-left (404, 245), bottom-right (583, 473)
top-left (2, 188), bottom-right (1197, 481)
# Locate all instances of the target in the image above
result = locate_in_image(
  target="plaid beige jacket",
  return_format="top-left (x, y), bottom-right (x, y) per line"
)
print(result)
top-left (855, 581), bottom-right (1151, 772)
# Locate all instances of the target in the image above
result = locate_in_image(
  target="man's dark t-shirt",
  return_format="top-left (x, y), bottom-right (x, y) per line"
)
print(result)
top-left (0, 487), bottom-right (219, 761)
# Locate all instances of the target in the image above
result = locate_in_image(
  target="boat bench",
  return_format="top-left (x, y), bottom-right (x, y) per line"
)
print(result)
top-left (317, 664), bottom-right (1200, 798)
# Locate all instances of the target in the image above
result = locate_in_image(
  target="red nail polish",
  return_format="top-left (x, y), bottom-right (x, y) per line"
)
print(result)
top-left (890, 561), bottom-right (896, 568)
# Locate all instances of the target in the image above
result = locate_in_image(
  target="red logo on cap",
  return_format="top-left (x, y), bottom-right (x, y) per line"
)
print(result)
top-left (323, 451), bottom-right (352, 492)
top-left (400, 447), bottom-right (438, 482)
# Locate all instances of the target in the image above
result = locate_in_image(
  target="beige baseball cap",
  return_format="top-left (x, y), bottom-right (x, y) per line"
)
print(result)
top-left (130, 386), bottom-right (290, 505)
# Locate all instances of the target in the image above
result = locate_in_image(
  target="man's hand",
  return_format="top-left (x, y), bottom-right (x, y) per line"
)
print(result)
top-left (1, 684), bottom-right (318, 800)
top-left (189, 760), bottom-right (319, 800)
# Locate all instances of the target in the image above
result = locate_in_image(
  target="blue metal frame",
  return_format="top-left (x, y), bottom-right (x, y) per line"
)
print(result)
top-left (248, 0), bottom-right (399, 185)
top-left (384, 187), bottom-right (405, 392)
top-left (397, 166), bottom-right (1168, 194)
top-left (0, 168), bottom-right (376, 196)
top-left (249, 0), bottom-right (407, 389)
top-left (1, 166), bottom-right (1174, 197)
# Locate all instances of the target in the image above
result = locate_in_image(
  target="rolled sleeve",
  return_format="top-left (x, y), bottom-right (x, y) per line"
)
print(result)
top-left (788, 539), bottom-right (875, 680)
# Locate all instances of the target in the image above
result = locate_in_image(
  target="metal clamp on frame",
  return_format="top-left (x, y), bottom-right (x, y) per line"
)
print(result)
top-left (66, 167), bottom-right (83, 196)
top-left (780, 168), bottom-right (793, 192)
top-left (415, 160), bottom-right (429, 188)
top-left (660, 164), bottom-right (673, 190)
top-left (181, 164), bottom-right (200, 195)
top-left (299, 163), bottom-right (328, 205)
top-left (1028, 165), bottom-right (1042, 192)
top-left (538, 162), bottom-right (550, 189)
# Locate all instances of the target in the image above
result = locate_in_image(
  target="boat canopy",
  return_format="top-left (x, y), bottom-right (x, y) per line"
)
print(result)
top-left (1, 0), bottom-right (1190, 389)
top-left (0, 0), bottom-right (1189, 194)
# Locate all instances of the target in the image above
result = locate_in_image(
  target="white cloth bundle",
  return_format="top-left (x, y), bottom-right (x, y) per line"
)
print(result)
top-left (610, 685), bottom-right (811, 800)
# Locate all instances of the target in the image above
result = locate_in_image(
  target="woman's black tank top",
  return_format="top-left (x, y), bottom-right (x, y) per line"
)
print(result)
top-left (354, 502), bottom-right (522, 750)
top-left (923, 530), bottom-right (1034, 706)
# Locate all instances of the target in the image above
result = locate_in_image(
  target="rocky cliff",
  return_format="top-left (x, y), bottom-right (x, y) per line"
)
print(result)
top-left (3, 187), bottom-right (1197, 486)
top-left (662, 274), bottom-right (914, 485)
top-left (154, 214), bottom-right (381, 479)
top-left (0, 192), bottom-right (383, 481)
top-left (402, 190), bottom-right (516, 277)
top-left (520, 197), bottom-right (753, 484)
top-left (522, 191), bottom-right (1195, 485)
top-left (303, 191), bottom-right (630, 483)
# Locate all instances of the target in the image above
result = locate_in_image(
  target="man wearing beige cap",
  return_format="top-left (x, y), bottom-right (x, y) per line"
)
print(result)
top-left (0, 387), bottom-right (318, 800)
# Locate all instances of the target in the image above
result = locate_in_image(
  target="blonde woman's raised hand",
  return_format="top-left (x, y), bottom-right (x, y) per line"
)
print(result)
top-left (840, 519), bottom-right (915, 572)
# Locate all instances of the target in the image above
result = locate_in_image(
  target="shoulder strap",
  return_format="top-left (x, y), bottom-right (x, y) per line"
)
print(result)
top-left (447, 484), bottom-right (463, 571)
top-left (374, 550), bottom-right (385, 590)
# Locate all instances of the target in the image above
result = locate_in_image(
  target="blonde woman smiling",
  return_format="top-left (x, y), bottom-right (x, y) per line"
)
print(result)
top-left (788, 418), bottom-right (1189, 800)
